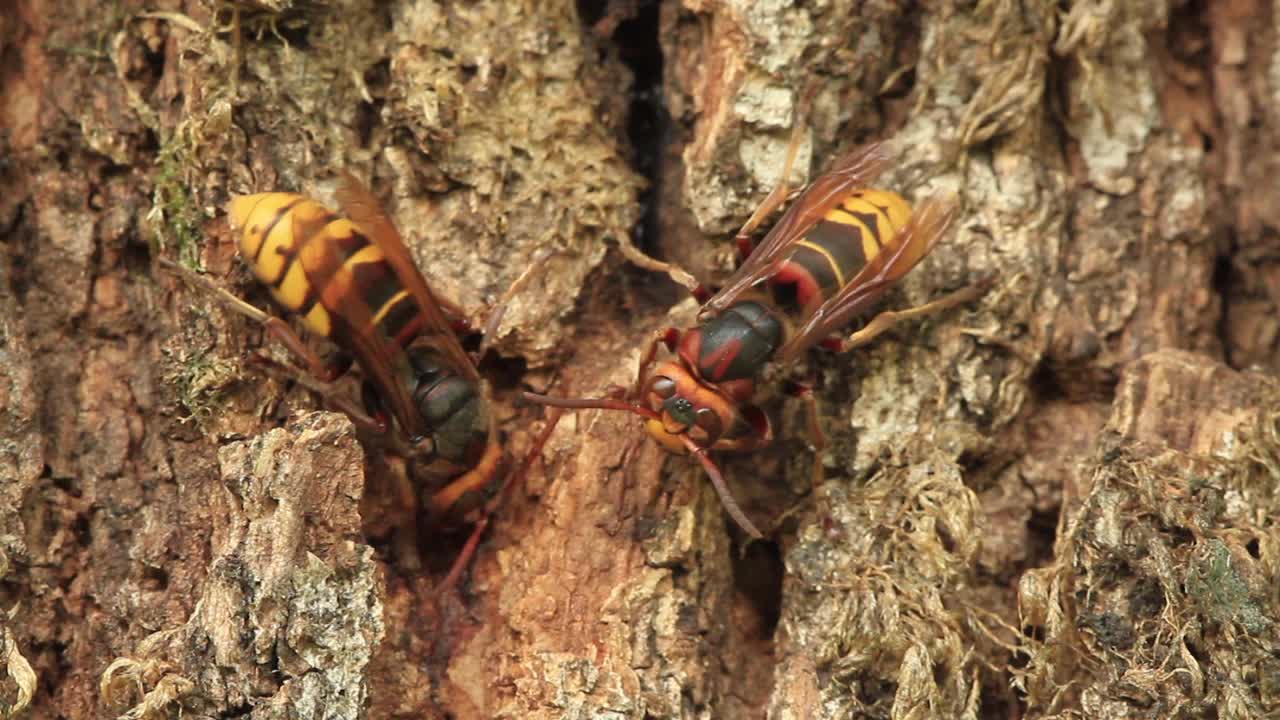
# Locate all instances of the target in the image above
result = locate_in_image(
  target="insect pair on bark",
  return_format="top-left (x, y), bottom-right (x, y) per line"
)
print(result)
top-left (162, 120), bottom-right (988, 579)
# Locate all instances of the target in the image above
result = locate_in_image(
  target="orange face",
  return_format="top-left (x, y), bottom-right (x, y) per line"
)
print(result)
top-left (640, 361), bottom-right (749, 455)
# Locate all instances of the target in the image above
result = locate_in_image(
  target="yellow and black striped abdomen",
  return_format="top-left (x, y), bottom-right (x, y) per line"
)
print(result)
top-left (767, 188), bottom-right (913, 315)
top-left (228, 193), bottom-right (426, 350)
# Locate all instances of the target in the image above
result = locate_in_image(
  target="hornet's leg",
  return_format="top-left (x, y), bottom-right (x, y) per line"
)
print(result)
top-left (435, 407), bottom-right (564, 593)
top-left (245, 354), bottom-right (388, 435)
top-left (160, 259), bottom-right (387, 433)
top-left (382, 457), bottom-right (423, 573)
top-left (626, 328), bottom-right (682, 399)
top-left (160, 258), bottom-right (352, 382)
top-left (679, 405), bottom-right (775, 540)
top-left (612, 115), bottom-right (801, 297)
top-left (732, 115), bottom-right (808, 252)
top-left (784, 379), bottom-right (833, 523)
top-left (823, 278), bottom-right (994, 354)
top-left (477, 249), bottom-right (556, 359)
top-left (681, 434), bottom-right (763, 540)
top-left (613, 228), bottom-right (707, 300)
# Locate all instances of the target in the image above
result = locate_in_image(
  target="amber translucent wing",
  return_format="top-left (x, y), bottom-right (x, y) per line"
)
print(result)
top-left (701, 142), bottom-right (895, 317)
top-left (333, 171), bottom-right (481, 383)
top-left (290, 208), bottom-right (429, 438)
top-left (775, 194), bottom-right (960, 364)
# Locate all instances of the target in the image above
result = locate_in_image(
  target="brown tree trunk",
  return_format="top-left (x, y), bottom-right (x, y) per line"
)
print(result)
top-left (3, 0), bottom-right (1279, 718)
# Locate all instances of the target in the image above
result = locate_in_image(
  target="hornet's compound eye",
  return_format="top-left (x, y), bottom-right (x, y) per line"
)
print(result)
top-left (690, 407), bottom-right (724, 445)
top-left (649, 376), bottom-right (677, 399)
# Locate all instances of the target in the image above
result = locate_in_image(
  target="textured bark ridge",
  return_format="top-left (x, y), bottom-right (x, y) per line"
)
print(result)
top-left (2, 0), bottom-right (1279, 718)
top-left (99, 412), bottom-right (379, 718)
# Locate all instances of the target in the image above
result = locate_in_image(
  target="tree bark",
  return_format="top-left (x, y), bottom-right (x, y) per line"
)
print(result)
top-left (2, 0), bottom-right (1279, 719)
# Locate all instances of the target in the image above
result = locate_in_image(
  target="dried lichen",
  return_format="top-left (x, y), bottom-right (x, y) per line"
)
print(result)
top-left (0, 224), bottom-right (37, 720)
top-left (1018, 352), bottom-right (1280, 718)
top-left (379, 0), bottom-right (643, 358)
top-left (99, 413), bottom-right (381, 720)
top-left (775, 455), bottom-right (990, 719)
top-left (0, 622), bottom-right (36, 719)
top-left (99, 655), bottom-right (193, 720)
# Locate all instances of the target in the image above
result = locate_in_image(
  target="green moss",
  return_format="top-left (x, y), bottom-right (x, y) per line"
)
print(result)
top-left (151, 137), bottom-right (206, 270)
top-left (1185, 538), bottom-right (1267, 634)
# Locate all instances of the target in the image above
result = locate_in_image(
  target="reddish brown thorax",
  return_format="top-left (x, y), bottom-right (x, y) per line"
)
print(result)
top-left (674, 328), bottom-right (760, 403)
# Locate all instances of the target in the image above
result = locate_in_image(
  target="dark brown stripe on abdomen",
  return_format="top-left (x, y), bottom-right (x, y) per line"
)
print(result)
top-left (350, 260), bottom-right (403, 321)
top-left (253, 198), bottom-right (303, 262)
top-left (806, 219), bottom-right (870, 286)
top-left (379, 295), bottom-right (424, 348)
top-left (849, 210), bottom-right (884, 250)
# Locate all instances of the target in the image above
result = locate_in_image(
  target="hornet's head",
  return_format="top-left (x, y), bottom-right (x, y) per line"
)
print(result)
top-left (521, 358), bottom-right (772, 539)
top-left (638, 361), bottom-right (763, 455)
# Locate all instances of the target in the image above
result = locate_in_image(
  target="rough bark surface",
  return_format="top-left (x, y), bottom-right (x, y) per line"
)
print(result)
top-left (2, 0), bottom-right (1279, 719)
